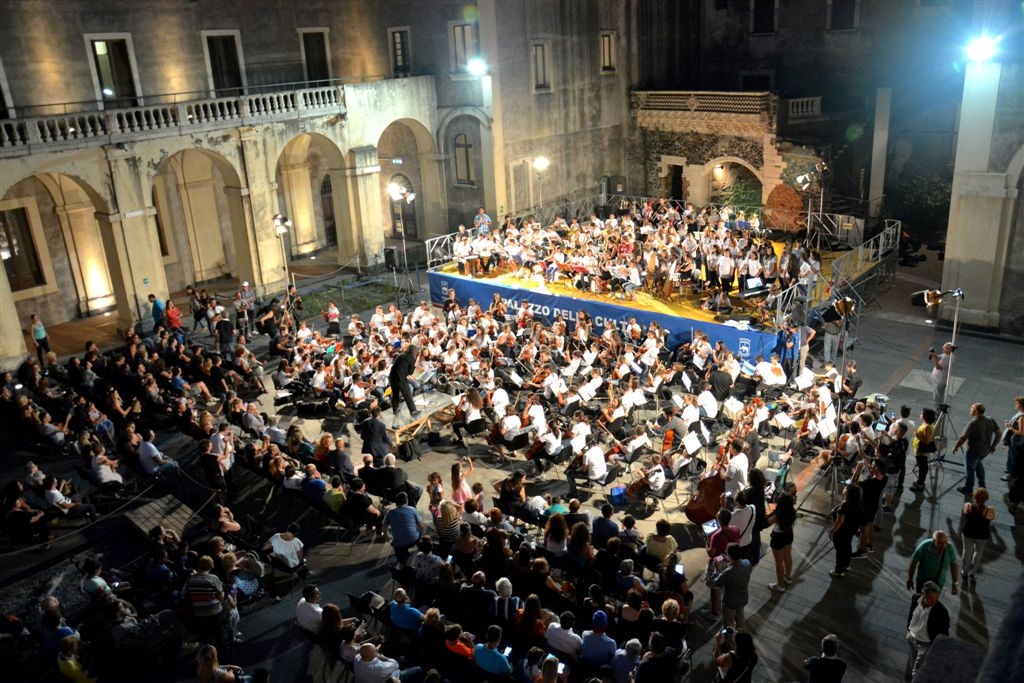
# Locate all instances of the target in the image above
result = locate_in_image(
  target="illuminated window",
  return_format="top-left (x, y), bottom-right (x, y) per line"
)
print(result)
top-left (84, 33), bottom-right (141, 109)
top-left (600, 32), bottom-right (616, 72)
top-left (532, 42), bottom-right (551, 91)
top-left (453, 134), bottom-right (475, 185)
top-left (389, 28), bottom-right (411, 77)
top-left (827, 0), bottom-right (859, 30)
top-left (751, 0), bottom-right (779, 34)
top-left (0, 207), bottom-right (45, 291)
top-left (450, 22), bottom-right (476, 72)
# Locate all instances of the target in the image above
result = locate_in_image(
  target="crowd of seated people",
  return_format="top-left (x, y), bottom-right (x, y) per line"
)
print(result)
top-left (1, 242), bottom-right (894, 683)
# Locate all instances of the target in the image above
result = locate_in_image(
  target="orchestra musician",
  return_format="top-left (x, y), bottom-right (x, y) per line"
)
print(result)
top-left (626, 453), bottom-right (667, 501)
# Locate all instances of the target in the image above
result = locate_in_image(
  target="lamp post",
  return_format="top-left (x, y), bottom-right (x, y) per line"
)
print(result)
top-left (273, 213), bottom-right (292, 290)
top-left (533, 155), bottom-right (550, 213)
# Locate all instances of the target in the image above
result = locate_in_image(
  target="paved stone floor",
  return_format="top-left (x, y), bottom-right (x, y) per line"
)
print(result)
top-left (4, 246), bottom-right (1021, 682)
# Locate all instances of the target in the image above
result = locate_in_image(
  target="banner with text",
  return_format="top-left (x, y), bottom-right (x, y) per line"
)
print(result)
top-left (428, 272), bottom-right (777, 360)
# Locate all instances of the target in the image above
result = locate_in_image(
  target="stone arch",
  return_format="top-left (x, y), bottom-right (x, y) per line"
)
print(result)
top-left (1, 172), bottom-right (115, 325)
top-left (274, 132), bottom-right (349, 258)
top-left (151, 148), bottom-right (250, 290)
top-left (377, 118), bottom-right (442, 240)
top-left (436, 107), bottom-right (491, 153)
top-left (702, 155), bottom-right (765, 183)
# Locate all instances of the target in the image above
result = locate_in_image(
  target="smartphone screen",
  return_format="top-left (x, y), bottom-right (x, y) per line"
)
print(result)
top-left (446, 555), bottom-right (453, 564)
top-left (503, 646), bottom-right (512, 657)
top-left (674, 563), bottom-right (685, 575)
top-left (557, 662), bottom-right (566, 675)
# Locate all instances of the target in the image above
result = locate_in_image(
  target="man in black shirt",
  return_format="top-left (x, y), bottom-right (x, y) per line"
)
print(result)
top-left (388, 344), bottom-right (419, 427)
top-left (804, 633), bottom-right (847, 682)
top-left (214, 313), bottom-right (236, 363)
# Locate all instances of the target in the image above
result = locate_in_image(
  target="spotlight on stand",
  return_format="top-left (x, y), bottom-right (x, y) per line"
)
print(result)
top-left (467, 58), bottom-right (488, 77)
top-left (796, 174), bottom-right (812, 191)
top-left (911, 288), bottom-right (963, 323)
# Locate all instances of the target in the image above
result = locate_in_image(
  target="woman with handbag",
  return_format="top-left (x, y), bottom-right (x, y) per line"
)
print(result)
top-left (909, 408), bottom-right (937, 492)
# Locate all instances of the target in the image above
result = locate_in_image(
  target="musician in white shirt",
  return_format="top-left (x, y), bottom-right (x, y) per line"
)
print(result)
top-left (698, 384), bottom-right (719, 418)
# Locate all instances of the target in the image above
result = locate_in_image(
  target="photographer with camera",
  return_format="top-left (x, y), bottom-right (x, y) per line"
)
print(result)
top-left (929, 342), bottom-right (955, 408)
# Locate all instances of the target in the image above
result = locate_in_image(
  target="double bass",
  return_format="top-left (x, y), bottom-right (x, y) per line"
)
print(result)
top-left (683, 447), bottom-right (728, 525)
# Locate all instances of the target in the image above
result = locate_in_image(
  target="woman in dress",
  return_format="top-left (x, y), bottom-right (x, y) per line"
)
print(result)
top-left (450, 457), bottom-right (475, 504)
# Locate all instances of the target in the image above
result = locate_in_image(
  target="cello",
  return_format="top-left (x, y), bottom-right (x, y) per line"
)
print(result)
top-left (683, 446), bottom-right (728, 525)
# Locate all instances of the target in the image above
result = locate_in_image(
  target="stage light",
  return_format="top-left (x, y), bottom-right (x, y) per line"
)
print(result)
top-left (467, 58), bottom-right (488, 76)
top-left (796, 174), bottom-right (811, 191)
top-left (386, 182), bottom-right (406, 201)
top-left (966, 35), bottom-right (998, 62)
top-left (532, 156), bottom-right (550, 173)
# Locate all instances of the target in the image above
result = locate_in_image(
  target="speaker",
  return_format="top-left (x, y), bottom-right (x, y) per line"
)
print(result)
top-left (384, 247), bottom-right (397, 271)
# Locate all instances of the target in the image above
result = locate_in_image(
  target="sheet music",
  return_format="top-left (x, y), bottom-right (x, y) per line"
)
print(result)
top-left (681, 372), bottom-right (692, 391)
top-left (723, 396), bottom-right (744, 415)
top-left (570, 434), bottom-right (587, 452)
top-left (741, 361), bottom-right (757, 376)
top-left (450, 393), bottom-right (465, 406)
top-left (693, 354), bottom-right (706, 371)
top-left (772, 412), bottom-right (795, 429)
top-left (818, 418), bottom-right (838, 439)
top-left (754, 406), bottom-right (770, 429)
top-left (509, 371), bottom-right (524, 387)
top-left (795, 373), bottom-right (814, 390)
top-left (824, 402), bottom-right (837, 422)
top-left (683, 432), bottom-right (703, 455)
top-left (672, 394), bottom-right (685, 410)
top-left (700, 422), bottom-right (711, 444)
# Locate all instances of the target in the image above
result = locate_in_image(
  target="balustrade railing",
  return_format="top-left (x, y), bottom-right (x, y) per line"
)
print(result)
top-left (787, 96), bottom-right (822, 120)
top-left (636, 90), bottom-right (773, 115)
top-left (0, 85), bottom-right (345, 152)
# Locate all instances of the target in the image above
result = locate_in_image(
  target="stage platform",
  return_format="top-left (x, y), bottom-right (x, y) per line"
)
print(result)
top-left (428, 267), bottom-right (781, 358)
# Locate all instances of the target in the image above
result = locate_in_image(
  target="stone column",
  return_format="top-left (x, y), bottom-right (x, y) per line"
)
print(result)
top-left (235, 127), bottom-right (288, 297)
top-left (418, 152), bottom-right (448, 237)
top-left (477, 1), bottom-right (509, 216)
top-left (103, 145), bottom-right (170, 334)
top-left (941, 59), bottom-right (1007, 329)
top-left (0, 263), bottom-right (29, 368)
top-left (54, 202), bottom-right (116, 315)
top-left (337, 146), bottom-right (385, 270)
top-left (278, 161), bottom-right (318, 255)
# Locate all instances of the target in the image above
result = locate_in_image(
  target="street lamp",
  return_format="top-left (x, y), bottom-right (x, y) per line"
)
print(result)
top-left (273, 213), bottom-right (292, 289)
top-left (467, 58), bottom-right (488, 77)
top-left (533, 156), bottom-right (550, 210)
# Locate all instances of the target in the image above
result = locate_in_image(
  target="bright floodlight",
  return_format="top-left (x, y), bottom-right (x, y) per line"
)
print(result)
top-left (467, 58), bottom-right (488, 76)
top-left (386, 182), bottom-right (406, 201)
top-left (966, 35), bottom-right (997, 62)
top-left (533, 156), bottom-right (550, 173)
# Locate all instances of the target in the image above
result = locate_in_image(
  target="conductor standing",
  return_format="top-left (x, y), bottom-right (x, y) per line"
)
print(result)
top-left (389, 343), bottom-right (420, 428)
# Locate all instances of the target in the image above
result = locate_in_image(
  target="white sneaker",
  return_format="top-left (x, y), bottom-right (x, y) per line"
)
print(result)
top-left (768, 582), bottom-right (786, 593)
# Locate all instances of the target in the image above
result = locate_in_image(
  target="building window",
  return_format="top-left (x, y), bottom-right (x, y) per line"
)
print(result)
top-left (827, 0), bottom-right (859, 30)
top-left (0, 207), bottom-right (45, 291)
top-left (740, 71), bottom-right (773, 91)
top-left (599, 32), bottom-right (616, 72)
top-left (453, 134), bottom-right (475, 185)
top-left (750, 0), bottom-right (779, 34)
top-left (84, 33), bottom-right (141, 109)
top-left (202, 30), bottom-right (247, 97)
top-left (299, 29), bottom-right (332, 85)
top-left (389, 28), bottom-right (411, 77)
top-left (450, 22), bottom-right (476, 72)
top-left (532, 42), bottom-right (551, 92)
top-left (0, 58), bottom-right (15, 119)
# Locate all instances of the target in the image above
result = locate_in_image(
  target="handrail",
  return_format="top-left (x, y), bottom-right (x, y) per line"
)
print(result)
top-left (0, 85), bottom-right (346, 152)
